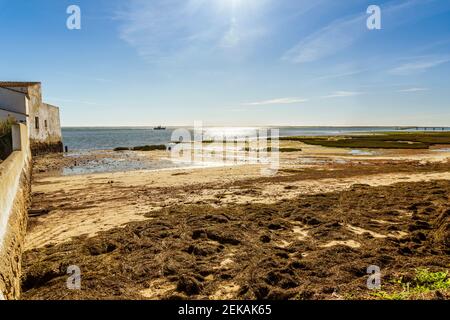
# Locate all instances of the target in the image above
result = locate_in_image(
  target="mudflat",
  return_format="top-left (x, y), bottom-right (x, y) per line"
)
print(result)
top-left (21, 143), bottom-right (450, 300)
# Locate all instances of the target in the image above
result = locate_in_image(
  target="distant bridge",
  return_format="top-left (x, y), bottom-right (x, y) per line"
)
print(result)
top-left (397, 126), bottom-right (449, 131)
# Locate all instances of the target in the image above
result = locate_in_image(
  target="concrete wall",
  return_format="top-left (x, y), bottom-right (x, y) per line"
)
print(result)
top-left (0, 87), bottom-right (28, 115)
top-left (0, 87), bottom-right (28, 124)
top-left (0, 124), bottom-right (31, 300)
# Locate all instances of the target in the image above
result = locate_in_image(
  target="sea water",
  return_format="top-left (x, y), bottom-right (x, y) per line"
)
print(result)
top-left (62, 126), bottom-right (417, 151)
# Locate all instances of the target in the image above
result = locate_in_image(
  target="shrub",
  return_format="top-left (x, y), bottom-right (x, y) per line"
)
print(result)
top-left (132, 145), bottom-right (167, 151)
top-left (0, 117), bottom-right (16, 136)
top-left (0, 117), bottom-right (16, 160)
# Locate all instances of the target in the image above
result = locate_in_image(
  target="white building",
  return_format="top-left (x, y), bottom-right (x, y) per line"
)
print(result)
top-left (0, 82), bottom-right (63, 154)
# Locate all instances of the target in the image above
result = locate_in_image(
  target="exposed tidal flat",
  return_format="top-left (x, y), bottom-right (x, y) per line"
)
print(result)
top-left (37, 131), bottom-right (450, 176)
top-left (21, 131), bottom-right (450, 300)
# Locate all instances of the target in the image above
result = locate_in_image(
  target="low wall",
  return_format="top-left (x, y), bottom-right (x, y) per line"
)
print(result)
top-left (0, 124), bottom-right (31, 300)
top-left (30, 141), bottom-right (64, 156)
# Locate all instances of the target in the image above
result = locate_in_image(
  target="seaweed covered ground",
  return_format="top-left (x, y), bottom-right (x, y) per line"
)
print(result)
top-left (21, 179), bottom-right (450, 300)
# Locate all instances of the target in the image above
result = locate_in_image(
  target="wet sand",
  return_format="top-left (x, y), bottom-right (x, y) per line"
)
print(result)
top-left (21, 143), bottom-right (450, 300)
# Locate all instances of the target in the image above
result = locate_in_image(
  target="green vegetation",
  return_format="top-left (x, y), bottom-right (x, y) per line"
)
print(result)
top-left (114, 145), bottom-right (167, 152)
top-left (0, 117), bottom-right (16, 136)
top-left (371, 268), bottom-right (450, 300)
top-left (133, 145), bottom-right (167, 151)
top-left (414, 268), bottom-right (450, 292)
top-left (0, 117), bottom-right (16, 160)
top-left (370, 290), bottom-right (410, 300)
top-left (281, 131), bottom-right (450, 149)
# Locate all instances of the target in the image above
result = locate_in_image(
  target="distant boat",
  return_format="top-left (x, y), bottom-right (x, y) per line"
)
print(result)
top-left (154, 126), bottom-right (166, 130)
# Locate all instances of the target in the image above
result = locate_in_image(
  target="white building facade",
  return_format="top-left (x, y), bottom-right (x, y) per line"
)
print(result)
top-left (0, 82), bottom-right (63, 154)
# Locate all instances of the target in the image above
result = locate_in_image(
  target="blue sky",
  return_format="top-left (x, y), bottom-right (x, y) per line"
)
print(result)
top-left (0, 0), bottom-right (450, 126)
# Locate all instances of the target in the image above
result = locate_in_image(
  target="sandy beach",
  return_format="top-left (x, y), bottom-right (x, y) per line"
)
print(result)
top-left (2, 1), bottom-right (450, 309)
top-left (20, 140), bottom-right (450, 300)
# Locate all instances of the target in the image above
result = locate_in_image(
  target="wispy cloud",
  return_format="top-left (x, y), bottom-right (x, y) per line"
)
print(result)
top-left (282, 14), bottom-right (364, 64)
top-left (243, 97), bottom-right (308, 106)
top-left (389, 56), bottom-right (450, 75)
top-left (322, 91), bottom-right (364, 99)
top-left (115, 0), bottom-right (269, 62)
top-left (397, 87), bottom-right (429, 93)
top-left (54, 72), bottom-right (113, 83)
top-left (313, 68), bottom-right (367, 81)
top-left (416, 38), bottom-right (450, 53)
top-left (282, 0), bottom-right (438, 64)
top-left (47, 97), bottom-right (107, 107)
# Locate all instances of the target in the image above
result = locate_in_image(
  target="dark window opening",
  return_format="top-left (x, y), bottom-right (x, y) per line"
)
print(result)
top-left (44, 120), bottom-right (48, 129)
top-left (35, 117), bottom-right (39, 129)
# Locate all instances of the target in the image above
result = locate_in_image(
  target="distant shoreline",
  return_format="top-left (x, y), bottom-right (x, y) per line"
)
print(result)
top-left (60, 127), bottom-right (450, 152)
top-left (61, 125), bottom-right (450, 129)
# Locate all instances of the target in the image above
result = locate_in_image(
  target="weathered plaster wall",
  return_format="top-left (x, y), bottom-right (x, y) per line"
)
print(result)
top-left (31, 103), bottom-right (62, 144)
top-left (0, 124), bottom-right (31, 300)
top-left (17, 84), bottom-right (63, 154)
top-left (24, 84), bottom-right (43, 143)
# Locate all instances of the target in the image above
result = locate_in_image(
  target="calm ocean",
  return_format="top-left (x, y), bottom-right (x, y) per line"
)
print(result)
top-left (62, 126), bottom-right (448, 151)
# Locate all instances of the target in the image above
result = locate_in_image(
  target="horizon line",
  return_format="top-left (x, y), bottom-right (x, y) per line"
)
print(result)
top-left (60, 125), bottom-right (450, 128)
